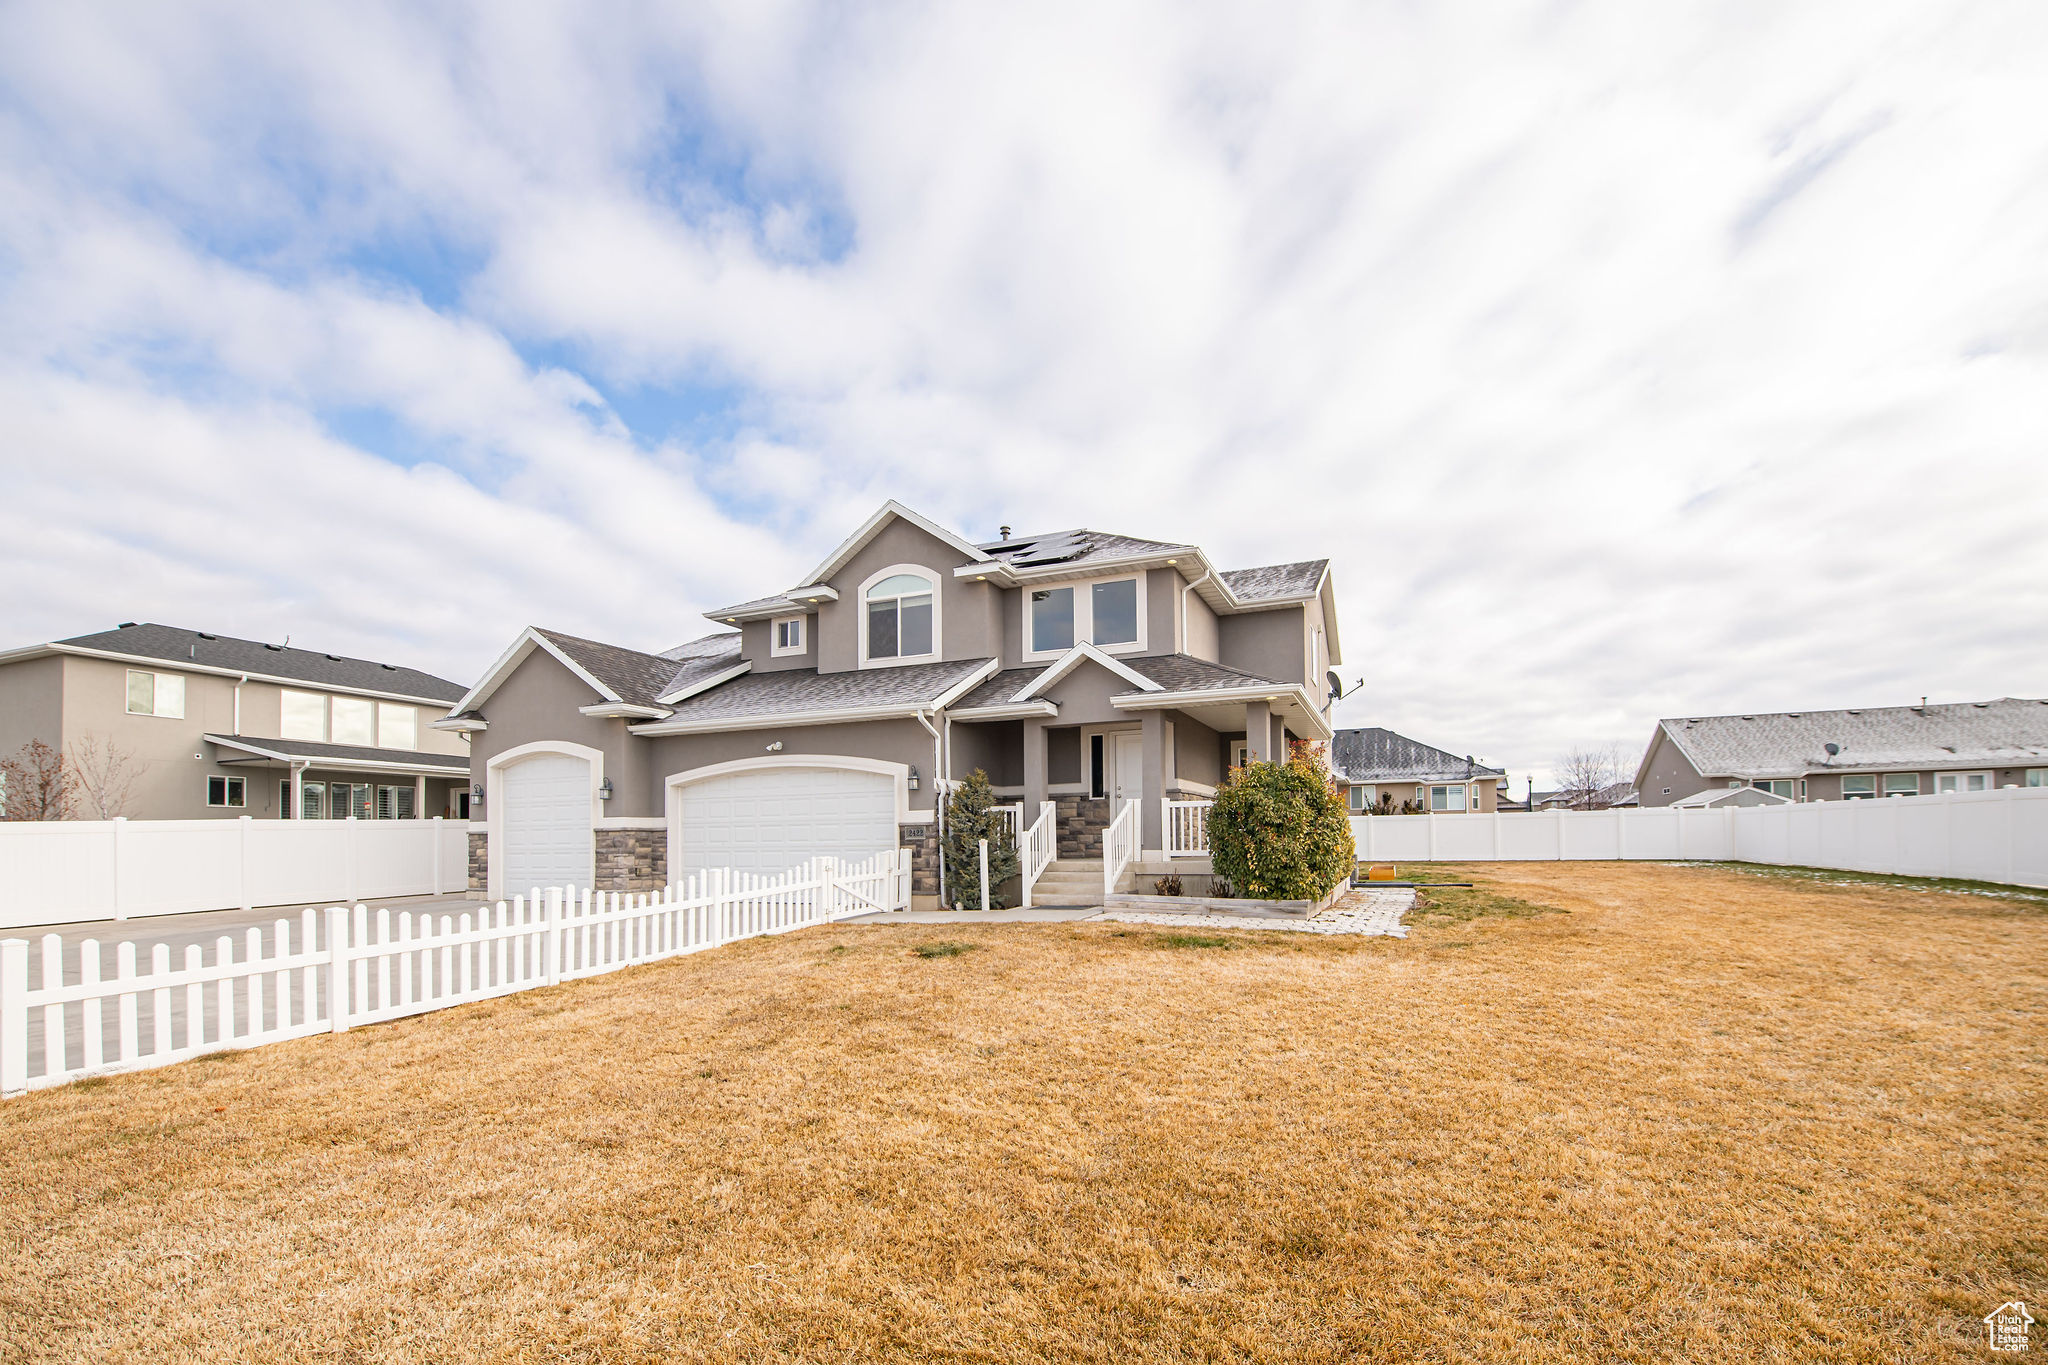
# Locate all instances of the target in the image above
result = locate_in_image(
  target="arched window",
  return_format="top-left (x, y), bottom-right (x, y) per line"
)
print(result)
top-left (865, 571), bottom-right (935, 660)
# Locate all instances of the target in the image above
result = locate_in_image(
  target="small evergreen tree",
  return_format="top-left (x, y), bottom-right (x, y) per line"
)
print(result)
top-left (1206, 754), bottom-right (1355, 900)
top-left (942, 769), bottom-right (1021, 909)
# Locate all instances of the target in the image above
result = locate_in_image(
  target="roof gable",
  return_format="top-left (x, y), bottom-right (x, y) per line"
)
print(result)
top-left (1332, 727), bottom-right (1504, 782)
top-left (798, 500), bottom-right (991, 589)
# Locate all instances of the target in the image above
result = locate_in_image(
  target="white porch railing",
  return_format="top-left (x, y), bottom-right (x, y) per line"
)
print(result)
top-left (0, 847), bottom-right (911, 1097)
top-left (1019, 801), bottom-right (1056, 907)
top-left (1103, 801), bottom-right (1140, 899)
top-left (996, 803), bottom-right (1024, 848)
top-left (1163, 799), bottom-right (1212, 857)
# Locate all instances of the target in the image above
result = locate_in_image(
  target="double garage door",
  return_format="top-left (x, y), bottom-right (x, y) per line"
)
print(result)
top-left (673, 766), bottom-right (897, 879)
top-left (498, 754), bottom-right (897, 891)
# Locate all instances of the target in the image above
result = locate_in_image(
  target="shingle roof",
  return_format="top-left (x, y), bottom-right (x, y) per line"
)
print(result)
top-left (1219, 560), bottom-right (1327, 603)
top-left (950, 653), bottom-right (1286, 710)
top-left (1332, 728), bottom-right (1504, 783)
top-left (661, 632), bottom-right (743, 661)
top-left (649, 657), bottom-right (993, 725)
top-left (532, 629), bottom-right (691, 708)
top-left (53, 623), bottom-right (465, 702)
top-left (205, 734), bottom-right (469, 771)
top-left (1656, 697), bottom-right (2048, 779)
top-left (702, 593), bottom-right (801, 620)
top-left (976, 529), bottom-right (1196, 569)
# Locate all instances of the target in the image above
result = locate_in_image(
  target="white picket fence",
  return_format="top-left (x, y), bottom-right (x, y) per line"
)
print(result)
top-left (1350, 786), bottom-right (2048, 888)
top-left (0, 816), bottom-right (471, 929)
top-left (0, 848), bottom-right (911, 1096)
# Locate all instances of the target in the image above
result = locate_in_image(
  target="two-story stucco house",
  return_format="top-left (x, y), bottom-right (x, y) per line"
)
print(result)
top-left (0, 623), bottom-right (471, 820)
top-left (448, 502), bottom-right (1341, 905)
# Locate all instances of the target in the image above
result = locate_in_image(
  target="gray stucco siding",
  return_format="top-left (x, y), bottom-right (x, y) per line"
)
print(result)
top-left (647, 717), bottom-right (940, 815)
top-left (0, 655), bottom-right (63, 767)
top-left (1170, 710), bottom-right (1222, 789)
top-left (742, 615), bottom-right (817, 673)
top-left (468, 649), bottom-right (651, 816)
top-left (1046, 727), bottom-right (1081, 785)
top-left (1216, 605), bottom-right (1307, 687)
top-left (949, 718), bottom-right (1023, 787)
top-left (812, 518), bottom-right (999, 673)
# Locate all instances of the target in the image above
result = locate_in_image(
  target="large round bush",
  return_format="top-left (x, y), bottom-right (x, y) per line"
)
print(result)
top-left (1205, 755), bottom-right (1355, 900)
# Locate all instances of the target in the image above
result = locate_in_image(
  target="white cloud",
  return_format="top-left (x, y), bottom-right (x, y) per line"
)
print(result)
top-left (1, 0), bottom-right (2044, 784)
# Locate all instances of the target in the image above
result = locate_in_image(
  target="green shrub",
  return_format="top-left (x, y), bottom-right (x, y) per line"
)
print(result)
top-left (1205, 755), bottom-right (1356, 901)
top-left (942, 769), bottom-right (1020, 909)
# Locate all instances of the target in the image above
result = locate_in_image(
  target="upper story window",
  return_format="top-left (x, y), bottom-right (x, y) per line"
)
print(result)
top-left (864, 570), bottom-right (936, 664)
top-left (378, 704), bottom-right (417, 750)
top-left (772, 615), bottom-right (807, 657)
top-left (330, 695), bottom-right (375, 746)
top-left (126, 669), bottom-right (185, 719)
top-left (1027, 575), bottom-right (1143, 658)
top-left (1842, 775), bottom-right (1876, 799)
top-left (281, 689), bottom-right (326, 741)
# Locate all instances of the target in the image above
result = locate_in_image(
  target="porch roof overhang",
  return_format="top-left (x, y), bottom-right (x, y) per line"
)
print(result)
top-left (204, 734), bottom-right (471, 776)
top-left (703, 585), bottom-right (840, 624)
top-left (1110, 683), bottom-right (1335, 741)
top-left (578, 701), bottom-right (672, 720)
top-left (947, 700), bottom-right (1060, 722)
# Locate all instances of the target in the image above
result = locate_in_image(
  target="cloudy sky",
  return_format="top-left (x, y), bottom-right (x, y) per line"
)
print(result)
top-left (2, 2), bottom-right (2043, 786)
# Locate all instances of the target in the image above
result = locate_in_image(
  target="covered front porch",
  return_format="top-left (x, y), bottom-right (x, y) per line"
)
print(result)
top-left (943, 647), bottom-right (1331, 899)
top-left (205, 734), bottom-right (471, 821)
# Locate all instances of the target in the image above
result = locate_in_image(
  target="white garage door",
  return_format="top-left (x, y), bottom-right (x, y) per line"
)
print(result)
top-left (499, 753), bottom-right (592, 894)
top-left (675, 765), bottom-right (897, 879)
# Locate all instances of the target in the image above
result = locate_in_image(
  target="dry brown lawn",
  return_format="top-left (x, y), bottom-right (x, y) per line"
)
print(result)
top-left (2, 862), bottom-right (2042, 1363)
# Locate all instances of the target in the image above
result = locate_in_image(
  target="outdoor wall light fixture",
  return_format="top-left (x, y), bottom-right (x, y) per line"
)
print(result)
top-left (598, 779), bottom-right (614, 801)
top-left (765, 740), bottom-right (784, 752)
top-left (471, 783), bottom-right (484, 799)
top-left (908, 765), bottom-right (920, 791)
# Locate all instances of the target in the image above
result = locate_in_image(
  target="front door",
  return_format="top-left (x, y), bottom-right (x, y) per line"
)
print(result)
top-left (1112, 731), bottom-right (1144, 816)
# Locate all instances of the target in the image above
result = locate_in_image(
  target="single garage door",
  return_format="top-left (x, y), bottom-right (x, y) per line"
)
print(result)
top-left (675, 765), bottom-right (896, 879)
top-left (499, 753), bottom-right (593, 893)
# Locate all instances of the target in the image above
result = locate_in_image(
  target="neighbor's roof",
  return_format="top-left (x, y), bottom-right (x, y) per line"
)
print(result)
top-left (1649, 696), bottom-right (2048, 781)
top-left (205, 734), bottom-right (469, 772)
top-left (1331, 727), bottom-right (1505, 783)
top-left (951, 653), bottom-right (1283, 709)
top-left (42, 623), bottom-right (465, 702)
top-left (640, 656), bottom-right (993, 727)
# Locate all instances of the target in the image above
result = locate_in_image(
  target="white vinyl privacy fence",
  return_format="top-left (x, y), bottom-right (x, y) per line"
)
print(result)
top-left (0, 848), bottom-right (911, 1096)
top-left (0, 817), bottom-right (471, 929)
top-left (1351, 786), bottom-right (2048, 888)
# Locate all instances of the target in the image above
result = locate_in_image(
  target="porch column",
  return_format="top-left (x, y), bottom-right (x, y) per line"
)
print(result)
top-left (1022, 717), bottom-right (1048, 811)
top-left (1140, 710), bottom-right (1166, 853)
top-left (415, 775), bottom-right (427, 820)
top-left (1245, 700), bottom-right (1273, 762)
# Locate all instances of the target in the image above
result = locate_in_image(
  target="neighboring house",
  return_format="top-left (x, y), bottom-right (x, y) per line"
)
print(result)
top-left (0, 623), bottom-right (471, 821)
top-left (448, 501), bottom-right (1341, 904)
top-left (1636, 696), bottom-right (2048, 806)
top-left (1533, 781), bottom-right (1638, 811)
top-left (1328, 727), bottom-right (1505, 814)
top-left (1669, 785), bottom-right (1790, 809)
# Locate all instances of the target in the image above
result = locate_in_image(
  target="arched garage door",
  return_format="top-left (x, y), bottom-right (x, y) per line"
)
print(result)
top-left (674, 765), bottom-right (897, 879)
top-left (499, 752), bottom-right (593, 893)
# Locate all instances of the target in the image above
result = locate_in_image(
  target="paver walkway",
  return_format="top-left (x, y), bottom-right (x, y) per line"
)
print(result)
top-left (1091, 886), bottom-right (1413, 936)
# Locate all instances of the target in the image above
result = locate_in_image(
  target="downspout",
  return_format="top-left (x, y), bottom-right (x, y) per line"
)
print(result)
top-left (1180, 571), bottom-right (1212, 655)
top-left (233, 673), bottom-right (248, 734)
top-left (914, 708), bottom-right (947, 907)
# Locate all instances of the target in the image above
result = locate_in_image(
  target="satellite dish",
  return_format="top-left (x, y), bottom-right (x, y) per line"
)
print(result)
top-left (1327, 668), bottom-right (1357, 703)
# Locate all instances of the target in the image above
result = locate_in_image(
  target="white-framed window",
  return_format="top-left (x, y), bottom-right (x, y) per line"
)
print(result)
top-left (861, 567), bottom-right (938, 665)
top-left (1883, 773), bottom-right (1920, 798)
top-left (330, 695), bottom-right (375, 746)
top-left (280, 689), bottom-right (327, 741)
top-left (1347, 785), bottom-right (1374, 813)
top-left (1026, 575), bottom-right (1145, 658)
top-left (2029, 769), bottom-right (2047, 787)
top-left (771, 615), bottom-right (807, 657)
top-left (377, 704), bottom-right (417, 751)
top-left (374, 784), bottom-right (416, 820)
top-left (1428, 784), bottom-right (1467, 812)
top-left (207, 775), bottom-right (245, 808)
top-left (1842, 775), bottom-right (1877, 799)
top-left (1754, 779), bottom-right (1796, 798)
top-left (126, 669), bottom-right (185, 719)
top-left (300, 781), bottom-right (325, 819)
top-left (1934, 772), bottom-right (1990, 794)
top-left (1229, 740), bottom-right (1250, 770)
